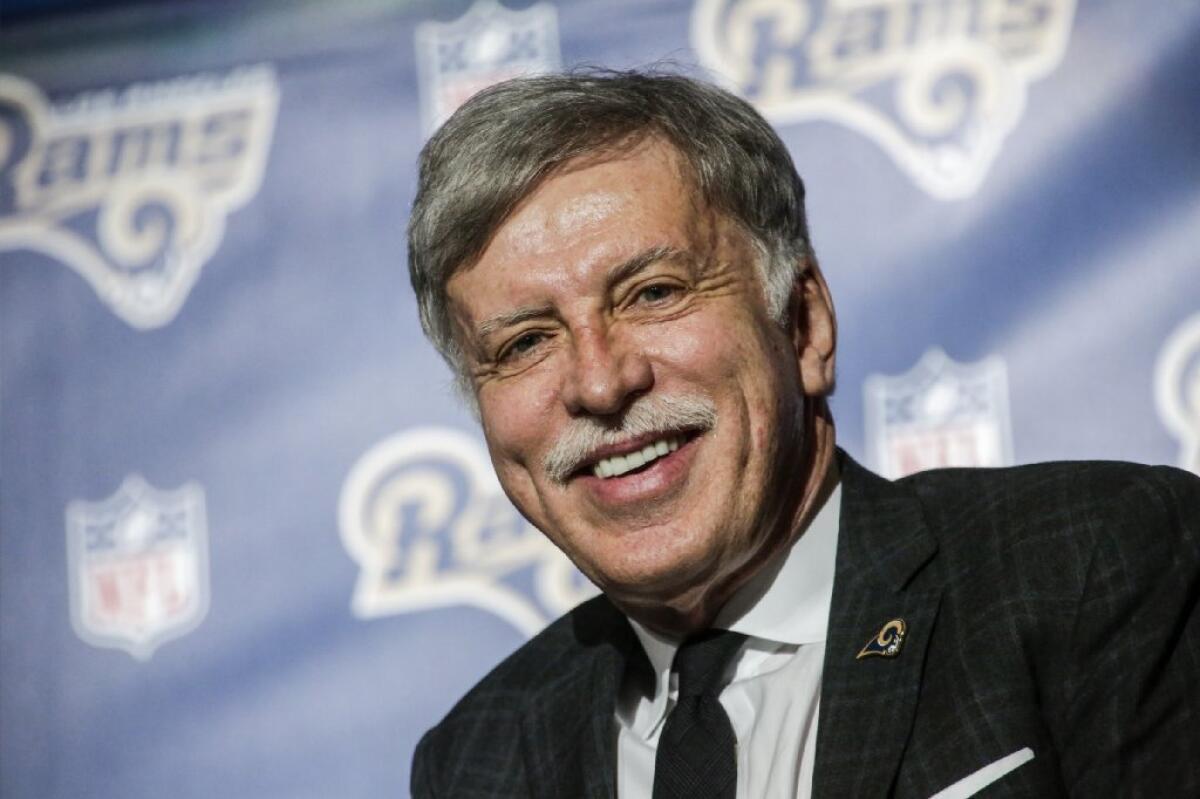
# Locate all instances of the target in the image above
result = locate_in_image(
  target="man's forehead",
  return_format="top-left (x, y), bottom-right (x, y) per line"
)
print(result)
top-left (455, 143), bottom-right (700, 266)
top-left (499, 138), bottom-right (694, 231)
top-left (492, 190), bottom-right (632, 263)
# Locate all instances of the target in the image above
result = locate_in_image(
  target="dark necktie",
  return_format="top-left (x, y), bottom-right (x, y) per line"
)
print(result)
top-left (652, 629), bottom-right (747, 799)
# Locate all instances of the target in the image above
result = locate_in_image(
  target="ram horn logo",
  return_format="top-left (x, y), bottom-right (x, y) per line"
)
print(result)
top-left (865, 348), bottom-right (1014, 479)
top-left (0, 66), bottom-right (278, 328)
top-left (66, 475), bottom-right (210, 660)
top-left (1155, 313), bottom-right (1200, 476)
top-left (692, 0), bottom-right (1077, 199)
top-left (339, 427), bottom-right (597, 637)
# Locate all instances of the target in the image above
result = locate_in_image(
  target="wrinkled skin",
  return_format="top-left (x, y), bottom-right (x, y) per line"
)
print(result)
top-left (447, 137), bottom-right (838, 635)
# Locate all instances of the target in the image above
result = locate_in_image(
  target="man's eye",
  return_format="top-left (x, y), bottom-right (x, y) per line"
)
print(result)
top-left (502, 332), bottom-right (544, 361)
top-left (636, 284), bottom-right (677, 304)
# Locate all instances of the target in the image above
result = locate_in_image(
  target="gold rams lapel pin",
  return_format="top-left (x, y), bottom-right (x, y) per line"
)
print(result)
top-left (857, 618), bottom-right (907, 659)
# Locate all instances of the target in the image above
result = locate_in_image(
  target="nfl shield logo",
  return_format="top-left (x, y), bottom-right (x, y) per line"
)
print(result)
top-left (415, 0), bottom-right (561, 135)
top-left (66, 475), bottom-right (210, 660)
top-left (865, 349), bottom-right (1014, 479)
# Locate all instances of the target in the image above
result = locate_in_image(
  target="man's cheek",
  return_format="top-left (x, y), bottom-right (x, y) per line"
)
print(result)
top-left (493, 460), bottom-right (547, 528)
top-left (642, 320), bottom-right (730, 376)
top-left (481, 389), bottom-right (545, 452)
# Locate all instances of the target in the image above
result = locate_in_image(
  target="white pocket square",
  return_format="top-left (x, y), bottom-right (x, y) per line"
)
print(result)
top-left (928, 747), bottom-right (1035, 799)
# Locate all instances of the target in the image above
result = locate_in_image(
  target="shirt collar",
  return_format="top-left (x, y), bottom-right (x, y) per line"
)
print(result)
top-left (623, 473), bottom-right (843, 720)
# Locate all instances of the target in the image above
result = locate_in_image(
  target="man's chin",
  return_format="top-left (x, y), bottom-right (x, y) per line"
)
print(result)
top-left (587, 550), bottom-right (728, 621)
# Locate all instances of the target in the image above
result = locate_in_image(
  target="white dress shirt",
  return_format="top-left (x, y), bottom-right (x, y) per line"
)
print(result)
top-left (616, 479), bottom-right (842, 799)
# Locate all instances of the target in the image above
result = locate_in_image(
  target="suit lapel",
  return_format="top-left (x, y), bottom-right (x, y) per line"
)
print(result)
top-left (521, 598), bottom-right (634, 799)
top-left (814, 453), bottom-right (942, 798)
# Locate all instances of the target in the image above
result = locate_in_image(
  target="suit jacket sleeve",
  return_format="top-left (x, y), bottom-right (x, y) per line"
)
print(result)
top-left (411, 727), bottom-right (437, 798)
top-left (410, 716), bottom-right (527, 798)
top-left (1056, 465), bottom-right (1200, 796)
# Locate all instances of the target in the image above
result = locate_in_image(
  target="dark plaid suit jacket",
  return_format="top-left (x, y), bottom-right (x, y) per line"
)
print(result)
top-left (411, 453), bottom-right (1200, 797)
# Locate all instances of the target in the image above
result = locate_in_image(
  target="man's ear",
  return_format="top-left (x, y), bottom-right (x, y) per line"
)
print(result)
top-left (788, 259), bottom-right (837, 397)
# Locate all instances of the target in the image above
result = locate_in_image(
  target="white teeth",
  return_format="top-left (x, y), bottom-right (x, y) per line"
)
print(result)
top-left (591, 436), bottom-right (684, 479)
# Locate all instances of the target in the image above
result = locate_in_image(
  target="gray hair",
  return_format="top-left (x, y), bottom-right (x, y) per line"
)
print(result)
top-left (407, 68), bottom-right (812, 383)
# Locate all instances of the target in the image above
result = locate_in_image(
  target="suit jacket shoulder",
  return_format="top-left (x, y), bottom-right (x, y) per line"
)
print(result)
top-left (900, 459), bottom-right (1199, 609)
top-left (902, 458), bottom-right (1198, 546)
top-left (819, 457), bottom-right (1200, 798)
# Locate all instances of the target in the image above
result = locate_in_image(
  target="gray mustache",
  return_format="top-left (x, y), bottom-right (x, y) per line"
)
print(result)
top-left (543, 395), bottom-right (718, 483)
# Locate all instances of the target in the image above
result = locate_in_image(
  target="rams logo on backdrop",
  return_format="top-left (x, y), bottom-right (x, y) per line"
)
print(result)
top-left (865, 348), bottom-right (1014, 479)
top-left (339, 427), bottom-right (597, 637)
top-left (1155, 313), bottom-right (1200, 476)
top-left (691, 0), bottom-right (1076, 198)
top-left (66, 475), bottom-right (210, 660)
top-left (415, 0), bottom-right (561, 136)
top-left (0, 65), bottom-right (278, 329)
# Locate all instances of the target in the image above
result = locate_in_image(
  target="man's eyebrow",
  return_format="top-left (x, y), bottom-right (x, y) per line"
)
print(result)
top-left (608, 244), bottom-right (687, 287)
top-left (476, 304), bottom-right (555, 339)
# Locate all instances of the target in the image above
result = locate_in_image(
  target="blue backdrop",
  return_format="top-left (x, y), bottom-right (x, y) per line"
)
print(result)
top-left (2, 1), bottom-right (1198, 796)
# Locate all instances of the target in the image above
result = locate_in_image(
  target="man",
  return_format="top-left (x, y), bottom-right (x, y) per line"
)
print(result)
top-left (406, 70), bottom-right (1200, 797)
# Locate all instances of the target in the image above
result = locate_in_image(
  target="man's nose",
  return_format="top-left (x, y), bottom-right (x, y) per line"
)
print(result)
top-left (561, 325), bottom-right (653, 416)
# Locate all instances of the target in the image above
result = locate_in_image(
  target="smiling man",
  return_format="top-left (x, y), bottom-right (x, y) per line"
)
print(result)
top-left (445, 133), bottom-right (836, 637)
top-left (407, 71), bottom-right (1200, 798)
